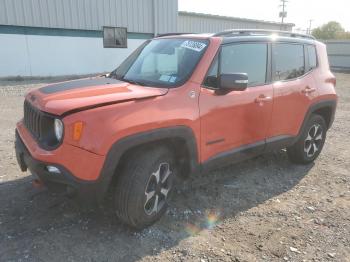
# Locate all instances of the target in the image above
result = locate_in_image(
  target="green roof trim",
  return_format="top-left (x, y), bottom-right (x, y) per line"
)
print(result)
top-left (0, 25), bottom-right (153, 39)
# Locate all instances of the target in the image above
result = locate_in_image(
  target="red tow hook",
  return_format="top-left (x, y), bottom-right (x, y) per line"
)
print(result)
top-left (32, 178), bottom-right (44, 188)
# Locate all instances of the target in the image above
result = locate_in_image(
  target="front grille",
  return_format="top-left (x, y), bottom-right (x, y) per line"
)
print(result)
top-left (24, 100), bottom-right (43, 140)
top-left (23, 100), bottom-right (58, 149)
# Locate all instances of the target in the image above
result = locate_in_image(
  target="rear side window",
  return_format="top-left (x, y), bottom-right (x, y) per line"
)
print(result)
top-left (273, 43), bottom-right (305, 81)
top-left (221, 43), bottom-right (267, 86)
top-left (306, 45), bottom-right (317, 71)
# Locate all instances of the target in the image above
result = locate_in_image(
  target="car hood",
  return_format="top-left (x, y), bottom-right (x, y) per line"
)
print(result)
top-left (26, 77), bottom-right (169, 116)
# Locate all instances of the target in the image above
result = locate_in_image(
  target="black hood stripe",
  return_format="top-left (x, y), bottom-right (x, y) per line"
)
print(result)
top-left (39, 78), bottom-right (124, 94)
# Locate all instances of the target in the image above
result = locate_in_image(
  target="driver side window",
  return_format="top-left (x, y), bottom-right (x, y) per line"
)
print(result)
top-left (203, 43), bottom-right (268, 88)
top-left (221, 43), bottom-right (267, 86)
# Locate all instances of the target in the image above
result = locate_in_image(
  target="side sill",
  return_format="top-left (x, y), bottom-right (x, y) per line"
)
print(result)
top-left (201, 140), bottom-right (265, 173)
top-left (265, 135), bottom-right (296, 152)
top-left (201, 135), bottom-right (297, 173)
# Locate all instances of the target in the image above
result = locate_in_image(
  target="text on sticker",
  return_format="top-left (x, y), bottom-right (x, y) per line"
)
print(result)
top-left (181, 40), bottom-right (206, 52)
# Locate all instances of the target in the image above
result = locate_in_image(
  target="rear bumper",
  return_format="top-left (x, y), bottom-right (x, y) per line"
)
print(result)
top-left (15, 130), bottom-right (105, 203)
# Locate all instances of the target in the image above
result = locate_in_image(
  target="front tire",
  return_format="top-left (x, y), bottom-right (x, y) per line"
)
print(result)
top-left (287, 114), bottom-right (327, 164)
top-left (114, 146), bottom-right (176, 229)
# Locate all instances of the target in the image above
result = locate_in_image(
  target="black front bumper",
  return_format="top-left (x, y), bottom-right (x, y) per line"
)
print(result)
top-left (15, 131), bottom-right (102, 203)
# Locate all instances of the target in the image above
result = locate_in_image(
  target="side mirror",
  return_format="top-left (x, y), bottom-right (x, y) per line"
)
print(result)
top-left (219, 73), bottom-right (248, 91)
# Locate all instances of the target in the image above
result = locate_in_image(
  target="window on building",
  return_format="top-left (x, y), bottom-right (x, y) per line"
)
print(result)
top-left (221, 43), bottom-right (268, 86)
top-left (306, 45), bottom-right (317, 71)
top-left (273, 43), bottom-right (305, 81)
top-left (103, 27), bottom-right (127, 48)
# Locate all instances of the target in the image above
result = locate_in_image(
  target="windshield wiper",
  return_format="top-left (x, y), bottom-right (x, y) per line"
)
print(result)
top-left (121, 77), bottom-right (147, 86)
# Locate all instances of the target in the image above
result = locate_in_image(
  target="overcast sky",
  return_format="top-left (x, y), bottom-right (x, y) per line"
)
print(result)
top-left (178, 0), bottom-right (350, 32)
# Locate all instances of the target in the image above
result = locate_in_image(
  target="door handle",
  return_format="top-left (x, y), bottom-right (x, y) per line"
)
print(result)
top-left (302, 86), bottom-right (316, 94)
top-left (255, 95), bottom-right (272, 104)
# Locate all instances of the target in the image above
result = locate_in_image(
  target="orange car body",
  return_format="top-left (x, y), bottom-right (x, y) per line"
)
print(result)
top-left (15, 33), bottom-right (337, 201)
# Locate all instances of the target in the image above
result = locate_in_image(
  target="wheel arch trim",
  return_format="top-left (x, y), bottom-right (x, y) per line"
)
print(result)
top-left (265, 99), bottom-right (337, 152)
top-left (97, 126), bottom-right (199, 199)
top-left (300, 99), bottom-right (337, 134)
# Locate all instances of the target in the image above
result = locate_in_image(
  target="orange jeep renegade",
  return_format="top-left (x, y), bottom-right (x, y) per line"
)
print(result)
top-left (15, 30), bottom-right (337, 228)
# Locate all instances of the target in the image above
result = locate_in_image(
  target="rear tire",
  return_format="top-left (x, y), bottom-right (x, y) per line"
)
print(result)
top-left (287, 114), bottom-right (327, 164)
top-left (114, 146), bottom-right (177, 229)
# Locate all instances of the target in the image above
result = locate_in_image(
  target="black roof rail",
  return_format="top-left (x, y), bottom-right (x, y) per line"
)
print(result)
top-left (156, 32), bottom-right (194, 37)
top-left (213, 29), bottom-right (315, 40)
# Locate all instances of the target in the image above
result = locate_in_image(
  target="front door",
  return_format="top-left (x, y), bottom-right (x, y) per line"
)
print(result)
top-left (199, 42), bottom-right (273, 164)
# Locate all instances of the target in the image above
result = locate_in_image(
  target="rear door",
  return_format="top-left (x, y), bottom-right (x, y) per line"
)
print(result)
top-left (199, 42), bottom-right (274, 163)
top-left (267, 42), bottom-right (318, 140)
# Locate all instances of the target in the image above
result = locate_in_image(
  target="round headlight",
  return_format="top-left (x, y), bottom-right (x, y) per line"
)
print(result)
top-left (54, 119), bottom-right (64, 141)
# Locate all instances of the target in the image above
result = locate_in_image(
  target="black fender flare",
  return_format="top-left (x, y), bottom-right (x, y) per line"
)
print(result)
top-left (267, 99), bottom-right (337, 151)
top-left (298, 99), bottom-right (337, 135)
top-left (257, 99), bottom-right (337, 154)
top-left (284, 99), bottom-right (337, 147)
top-left (96, 126), bottom-right (199, 199)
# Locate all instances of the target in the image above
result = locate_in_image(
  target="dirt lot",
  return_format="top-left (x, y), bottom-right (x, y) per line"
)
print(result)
top-left (0, 74), bottom-right (349, 262)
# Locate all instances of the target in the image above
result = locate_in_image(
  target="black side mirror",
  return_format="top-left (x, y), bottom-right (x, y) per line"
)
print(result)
top-left (219, 73), bottom-right (248, 91)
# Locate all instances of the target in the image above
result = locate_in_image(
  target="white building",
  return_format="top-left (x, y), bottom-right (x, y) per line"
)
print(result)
top-left (0, 0), bottom-right (294, 77)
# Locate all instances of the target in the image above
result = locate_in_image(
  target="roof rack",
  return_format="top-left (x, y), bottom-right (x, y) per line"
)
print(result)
top-left (156, 32), bottom-right (194, 37)
top-left (213, 29), bottom-right (315, 40)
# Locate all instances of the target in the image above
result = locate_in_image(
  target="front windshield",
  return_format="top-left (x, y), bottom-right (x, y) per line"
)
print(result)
top-left (110, 38), bottom-right (209, 87)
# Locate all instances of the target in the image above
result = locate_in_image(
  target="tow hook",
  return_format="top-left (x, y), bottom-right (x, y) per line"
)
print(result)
top-left (32, 178), bottom-right (44, 188)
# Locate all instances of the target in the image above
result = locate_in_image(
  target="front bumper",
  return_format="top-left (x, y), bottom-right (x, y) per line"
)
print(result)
top-left (16, 120), bottom-right (105, 181)
top-left (15, 130), bottom-right (104, 203)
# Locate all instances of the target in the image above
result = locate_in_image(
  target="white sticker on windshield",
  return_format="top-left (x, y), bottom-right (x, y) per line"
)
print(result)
top-left (169, 76), bottom-right (177, 83)
top-left (159, 75), bottom-right (171, 82)
top-left (181, 40), bottom-right (206, 52)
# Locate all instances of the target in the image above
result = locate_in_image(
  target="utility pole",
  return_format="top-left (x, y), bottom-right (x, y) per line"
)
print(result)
top-left (279, 0), bottom-right (288, 30)
top-left (307, 19), bottom-right (313, 35)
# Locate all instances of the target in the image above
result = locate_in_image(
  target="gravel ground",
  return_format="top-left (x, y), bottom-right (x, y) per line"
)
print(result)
top-left (0, 74), bottom-right (349, 262)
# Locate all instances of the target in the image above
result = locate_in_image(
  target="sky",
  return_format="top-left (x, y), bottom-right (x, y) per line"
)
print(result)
top-left (178, 0), bottom-right (350, 32)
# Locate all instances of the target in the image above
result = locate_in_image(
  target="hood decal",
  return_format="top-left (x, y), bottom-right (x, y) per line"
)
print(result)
top-left (39, 78), bottom-right (124, 94)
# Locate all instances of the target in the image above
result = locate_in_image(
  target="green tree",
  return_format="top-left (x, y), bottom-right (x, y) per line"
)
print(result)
top-left (312, 21), bottom-right (350, 40)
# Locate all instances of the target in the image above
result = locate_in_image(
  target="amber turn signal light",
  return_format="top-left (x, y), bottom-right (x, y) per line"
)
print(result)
top-left (73, 121), bottom-right (84, 141)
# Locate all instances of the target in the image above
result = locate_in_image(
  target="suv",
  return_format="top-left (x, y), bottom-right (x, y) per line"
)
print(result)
top-left (15, 30), bottom-right (337, 228)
